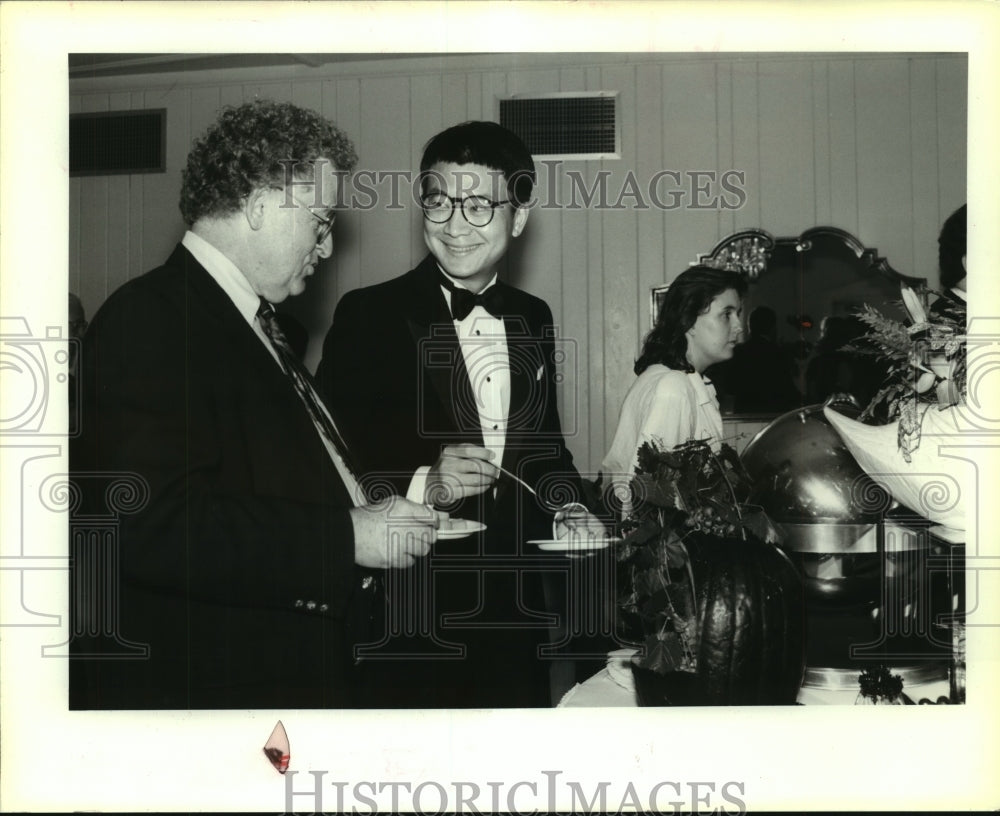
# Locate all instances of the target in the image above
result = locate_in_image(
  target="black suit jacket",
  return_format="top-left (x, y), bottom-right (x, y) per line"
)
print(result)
top-left (70, 244), bottom-right (361, 709)
top-left (317, 255), bottom-right (586, 706)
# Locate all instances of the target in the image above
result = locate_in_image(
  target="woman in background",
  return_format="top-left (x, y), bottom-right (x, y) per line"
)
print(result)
top-left (602, 265), bottom-right (747, 514)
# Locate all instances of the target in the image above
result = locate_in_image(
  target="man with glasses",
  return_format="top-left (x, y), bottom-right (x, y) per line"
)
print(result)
top-left (317, 121), bottom-right (605, 708)
top-left (70, 100), bottom-right (440, 710)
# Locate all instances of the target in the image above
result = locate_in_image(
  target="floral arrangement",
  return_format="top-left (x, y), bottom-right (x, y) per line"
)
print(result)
top-left (616, 438), bottom-right (775, 675)
top-left (857, 664), bottom-right (905, 705)
top-left (850, 284), bottom-right (966, 461)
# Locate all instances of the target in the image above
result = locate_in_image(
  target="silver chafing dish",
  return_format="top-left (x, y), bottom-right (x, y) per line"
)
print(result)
top-left (741, 397), bottom-right (921, 606)
top-left (741, 397), bottom-right (950, 689)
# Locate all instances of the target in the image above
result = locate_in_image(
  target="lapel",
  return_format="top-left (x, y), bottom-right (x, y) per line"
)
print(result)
top-left (170, 245), bottom-right (353, 506)
top-left (402, 255), bottom-right (480, 439)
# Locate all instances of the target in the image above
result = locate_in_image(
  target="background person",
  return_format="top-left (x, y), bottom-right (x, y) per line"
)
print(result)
top-left (930, 203), bottom-right (967, 319)
top-left (603, 266), bottom-right (747, 516)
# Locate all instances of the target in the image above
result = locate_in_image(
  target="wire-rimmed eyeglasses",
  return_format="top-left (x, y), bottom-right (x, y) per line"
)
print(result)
top-left (273, 187), bottom-right (337, 246)
top-left (420, 193), bottom-right (511, 227)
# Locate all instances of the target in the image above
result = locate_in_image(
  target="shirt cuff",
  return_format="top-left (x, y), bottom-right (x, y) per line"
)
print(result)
top-left (406, 466), bottom-right (431, 504)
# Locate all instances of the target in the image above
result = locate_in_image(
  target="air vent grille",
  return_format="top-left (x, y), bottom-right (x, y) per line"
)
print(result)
top-left (500, 93), bottom-right (618, 158)
top-left (70, 109), bottom-right (166, 176)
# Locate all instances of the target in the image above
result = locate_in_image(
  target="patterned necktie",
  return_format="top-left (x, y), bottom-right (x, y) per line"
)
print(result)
top-left (439, 273), bottom-right (504, 321)
top-left (257, 299), bottom-right (363, 491)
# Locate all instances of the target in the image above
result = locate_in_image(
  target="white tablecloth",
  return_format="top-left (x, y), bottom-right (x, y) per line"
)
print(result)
top-left (558, 652), bottom-right (952, 707)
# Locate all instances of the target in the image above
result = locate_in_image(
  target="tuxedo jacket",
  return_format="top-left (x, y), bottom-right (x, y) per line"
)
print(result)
top-left (316, 254), bottom-right (585, 707)
top-left (70, 244), bottom-right (361, 709)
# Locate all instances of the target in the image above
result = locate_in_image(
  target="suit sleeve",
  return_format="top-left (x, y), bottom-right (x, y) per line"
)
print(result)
top-left (73, 285), bottom-right (357, 618)
top-left (528, 299), bottom-right (587, 508)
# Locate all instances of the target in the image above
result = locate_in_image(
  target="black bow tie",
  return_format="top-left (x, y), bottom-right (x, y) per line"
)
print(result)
top-left (439, 274), bottom-right (504, 321)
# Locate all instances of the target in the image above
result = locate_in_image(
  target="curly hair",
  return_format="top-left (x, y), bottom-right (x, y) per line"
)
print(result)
top-left (179, 100), bottom-right (358, 226)
top-left (938, 204), bottom-right (967, 290)
top-left (419, 121), bottom-right (535, 207)
top-left (635, 265), bottom-right (747, 375)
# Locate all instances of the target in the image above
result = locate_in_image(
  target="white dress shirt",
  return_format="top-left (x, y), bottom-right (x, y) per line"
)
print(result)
top-left (406, 268), bottom-right (512, 503)
top-left (602, 364), bottom-right (724, 517)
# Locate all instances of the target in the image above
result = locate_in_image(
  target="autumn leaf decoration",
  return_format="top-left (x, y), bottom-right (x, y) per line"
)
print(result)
top-left (616, 438), bottom-right (777, 676)
top-left (848, 283), bottom-right (966, 461)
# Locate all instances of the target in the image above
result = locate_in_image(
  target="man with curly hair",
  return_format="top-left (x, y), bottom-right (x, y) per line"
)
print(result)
top-left (70, 100), bottom-right (440, 709)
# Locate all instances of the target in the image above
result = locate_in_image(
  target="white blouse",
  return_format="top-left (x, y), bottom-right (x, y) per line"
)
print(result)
top-left (601, 364), bottom-right (724, 516)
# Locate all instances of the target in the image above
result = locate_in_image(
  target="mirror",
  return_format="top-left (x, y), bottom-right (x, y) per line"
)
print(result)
top-left (651, 227), bottom-right (926, 420)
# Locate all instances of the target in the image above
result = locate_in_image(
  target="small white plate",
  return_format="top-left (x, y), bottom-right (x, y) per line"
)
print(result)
top-left (437, 519), bottom-right (486, 540)
top-left (528, 537), bottom-right (620, 552)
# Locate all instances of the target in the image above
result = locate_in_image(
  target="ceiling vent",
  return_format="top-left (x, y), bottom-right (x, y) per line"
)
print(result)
top-left (499, 92), bottom-right (619, 159)
top-left (70, 109), bottom-right (166, 176)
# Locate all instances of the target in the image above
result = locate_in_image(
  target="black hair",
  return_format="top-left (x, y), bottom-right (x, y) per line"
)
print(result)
top-left (419, 121), bottom-right (535, 206)
top-left (938, 204), bottom-right (967, 290)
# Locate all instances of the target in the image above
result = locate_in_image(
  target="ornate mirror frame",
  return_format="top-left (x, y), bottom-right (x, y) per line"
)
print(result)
top-left (650, 226), bottom-right (927, 421)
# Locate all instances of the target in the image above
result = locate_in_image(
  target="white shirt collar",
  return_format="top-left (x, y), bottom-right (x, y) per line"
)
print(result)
top-left (691, 371), bottom-right (719, 406)
top-left (182, 230), bottom-right (261, 325)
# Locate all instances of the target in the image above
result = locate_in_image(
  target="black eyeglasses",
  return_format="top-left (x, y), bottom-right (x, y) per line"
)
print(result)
top-left (420, 193), bottom-right (511, 227)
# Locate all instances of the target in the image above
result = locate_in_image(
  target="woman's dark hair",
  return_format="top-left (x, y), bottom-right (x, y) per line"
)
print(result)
top-left (938, 204), bottom-right (967, 290)
top-left (179, 100), bottom-right (357, 226)
top-left (635, 265), bottom-right (747, 375)
top-left (419, 121), bottom-right (535, 207)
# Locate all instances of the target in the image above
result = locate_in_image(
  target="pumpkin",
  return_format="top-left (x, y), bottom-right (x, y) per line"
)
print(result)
top-left (632, 532), bottom-right (807, 706)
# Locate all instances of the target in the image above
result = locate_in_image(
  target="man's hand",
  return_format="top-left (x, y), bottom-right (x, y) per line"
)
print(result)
top-left (553, 502), bottom-right (608, 542)
top-left (424, 444), bottom-right (499, 505)
top-left (351, 497), bottom-right (444, 569)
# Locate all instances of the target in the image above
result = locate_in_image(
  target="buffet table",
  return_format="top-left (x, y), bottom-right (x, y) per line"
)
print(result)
top-left (558, 649), bottom-right (953, 707)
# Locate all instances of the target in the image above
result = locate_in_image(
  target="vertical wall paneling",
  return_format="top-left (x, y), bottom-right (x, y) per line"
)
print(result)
top-left (441, 73), bottom-right (469, 134)
top-left (189, 86), bottom-right (223, 143)
top-left (756, 60), bottom-right (816, 235)
top-left (466, 70), bottom-right (483, 121)
top-left (508, 69), bottom-right (562, 308)
top-left (140, 87), bottom-right (188, 271)
top-left (358, 75), bottom-right (413, 289)
top-left (827, 60), bottom-right (860, 237)
top-left (715, 61), bottom-right (737, 240)
top-left (634, 62), bottom-right (666, 339)
top-left (730, 60), bottom-right (762, 231)
top-left (935, 57), bottom-right (968, 219)
top-left (659, 61), bottom-right (724, 273)
top-left (909, 59), bottom-right (943, 286)
top-left (291, 80), bottom-right (323, 114)
top-left (409, 73), bottom-right (444, 265)
top-left (69, 53), bottom-right (969, 472)
top-left (599, 63), bottom-right (639, 468)
top-left (584, 63), bottom-right (606, 473)
top-left (855, 58), bottom-right (914, 276)
top-left (245, 82), bottom-right (293, 103)
top-left (219, 84), bottom-right (244, 109)
top-left (811, 60), bottom-right (833, 226)
top-left (333, 78), bottom-right (362, 301)
top-left (554, 66), bottom-right (589, 469)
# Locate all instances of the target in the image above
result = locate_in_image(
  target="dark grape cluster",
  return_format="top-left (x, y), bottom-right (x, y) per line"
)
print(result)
top-left (682, 506), bottom-right (738, 537)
